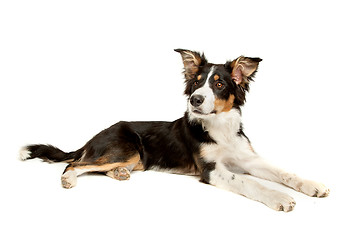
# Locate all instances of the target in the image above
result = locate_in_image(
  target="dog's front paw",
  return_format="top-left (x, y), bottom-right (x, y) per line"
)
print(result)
top-left (299, 180), bottom-right (330, 198)
top-left (264, 191), bottom-right (296, 212)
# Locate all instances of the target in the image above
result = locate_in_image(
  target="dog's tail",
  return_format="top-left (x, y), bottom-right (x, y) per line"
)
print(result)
top-left (20, 144), bottom-right (83, 163)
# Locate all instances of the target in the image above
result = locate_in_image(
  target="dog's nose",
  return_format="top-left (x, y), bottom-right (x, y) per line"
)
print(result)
top-left (190, 95), bottom-right (205, 107)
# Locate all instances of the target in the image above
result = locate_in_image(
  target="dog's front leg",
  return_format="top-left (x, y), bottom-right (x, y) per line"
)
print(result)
top-left (236, 156), bottom-right (330, 198)
top-left (201, 162), bottom-right (296, 212)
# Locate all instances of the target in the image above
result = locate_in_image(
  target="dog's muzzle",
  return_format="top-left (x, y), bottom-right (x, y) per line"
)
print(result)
top-left (189, 94), bottom-right (216, 116)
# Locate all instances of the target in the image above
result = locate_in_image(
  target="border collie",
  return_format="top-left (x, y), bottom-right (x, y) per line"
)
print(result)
top-left (20, 49), bottom-right (329, 211)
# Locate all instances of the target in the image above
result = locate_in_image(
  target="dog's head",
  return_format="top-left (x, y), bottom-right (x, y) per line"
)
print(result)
top-left (175, 49), bottom-right (262, 118)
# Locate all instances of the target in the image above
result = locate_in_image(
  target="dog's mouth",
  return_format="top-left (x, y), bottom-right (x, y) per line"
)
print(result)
top-left (192, 109), bottom-right (217, 116)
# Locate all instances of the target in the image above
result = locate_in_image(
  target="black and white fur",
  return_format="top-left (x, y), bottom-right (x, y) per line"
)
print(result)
top-left (20, 49), bottom-right (329, 211)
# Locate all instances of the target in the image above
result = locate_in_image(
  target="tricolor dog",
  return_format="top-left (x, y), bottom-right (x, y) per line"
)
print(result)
top-left (20, 49), bottom-right (329, 211)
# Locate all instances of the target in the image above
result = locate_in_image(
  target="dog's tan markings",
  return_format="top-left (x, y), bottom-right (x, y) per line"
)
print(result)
top-left (87, 154), bottom-right (141, 172)
top-left (213, 74), bottom-right (219, 81)
top-left (72, 162), bottom-right (124, 173)
top-left (197, 75), bottom-right (202, 80)
top-left (214, 94), bottom-right (235, 113)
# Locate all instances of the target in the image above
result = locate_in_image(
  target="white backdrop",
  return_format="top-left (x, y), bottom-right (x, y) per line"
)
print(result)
top-left (1, 0), bottom-right (359, 239)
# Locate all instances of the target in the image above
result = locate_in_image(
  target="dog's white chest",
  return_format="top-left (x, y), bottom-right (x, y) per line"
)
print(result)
top-left (203, 109), bottom-right (241, 141)
top-left (200, 109), bottom-right (255, 163)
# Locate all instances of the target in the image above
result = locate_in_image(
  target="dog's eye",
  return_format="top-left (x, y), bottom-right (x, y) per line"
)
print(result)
top-left (216, 82), bottom-right (223, 89)
top-left (194, 80), bottom-right (199, 86)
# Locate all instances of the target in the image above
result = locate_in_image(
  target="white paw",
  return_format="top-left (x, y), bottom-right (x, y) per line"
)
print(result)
top-left (299, 180), bottom-right (330, 198)
top-left (265, 191), bottom-right (296, 212)
top-left (61, 170), bottom-right (77, 189)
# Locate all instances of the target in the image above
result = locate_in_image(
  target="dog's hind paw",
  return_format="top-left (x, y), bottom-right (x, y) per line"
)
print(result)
top-left (106, 167), bottom-right (131, 181)
top-left (61, 170), bottom-right (77, 189)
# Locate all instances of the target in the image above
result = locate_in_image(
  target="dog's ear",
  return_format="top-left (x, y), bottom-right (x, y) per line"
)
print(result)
top-left (230, 56), bottom-right (262, 86)
top-left (174, 49), bottom-right (207, 80)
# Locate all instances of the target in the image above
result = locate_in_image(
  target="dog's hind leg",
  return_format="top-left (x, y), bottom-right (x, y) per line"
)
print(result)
top-left (60, 121), bottom-right (145, 188)
top-left (105, 154), bottom-right (144, 181)
top-left (61, 153), bottom-right (142, 188)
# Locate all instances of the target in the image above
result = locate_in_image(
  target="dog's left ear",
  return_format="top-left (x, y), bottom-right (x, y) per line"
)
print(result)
top-left (174, 49), bottom-right (207, 80)
top-left (231, 56), bottom-right (262, 85)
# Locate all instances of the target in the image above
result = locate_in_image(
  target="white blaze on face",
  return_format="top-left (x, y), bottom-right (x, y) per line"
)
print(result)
top-left (189, 66), bottom-right (216, 115)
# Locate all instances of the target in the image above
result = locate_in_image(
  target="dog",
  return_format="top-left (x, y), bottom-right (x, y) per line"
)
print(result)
top-left (20, 49), bottom-right (329, 211)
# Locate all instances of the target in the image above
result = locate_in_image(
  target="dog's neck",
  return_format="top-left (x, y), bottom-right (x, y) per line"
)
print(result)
top-left (187, 108), bottom-right (242, 144)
